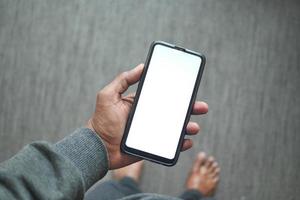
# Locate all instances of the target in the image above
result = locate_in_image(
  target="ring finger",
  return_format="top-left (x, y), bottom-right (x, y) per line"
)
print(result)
top-left (186, 121), bottom-right (200, 135)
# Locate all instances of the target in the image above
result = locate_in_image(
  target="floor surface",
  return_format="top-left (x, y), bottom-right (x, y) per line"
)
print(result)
top-left (0, 1), bottom-right (299, 199)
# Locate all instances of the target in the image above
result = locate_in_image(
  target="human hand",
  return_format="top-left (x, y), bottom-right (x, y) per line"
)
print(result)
top-left (87, 64), bottom-right (209, 169)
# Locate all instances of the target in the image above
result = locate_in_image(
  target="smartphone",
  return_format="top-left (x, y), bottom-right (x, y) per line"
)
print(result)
top-left (121, 41), bottom-right (206, 166)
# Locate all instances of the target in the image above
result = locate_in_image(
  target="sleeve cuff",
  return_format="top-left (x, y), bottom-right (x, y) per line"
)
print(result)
top-left (53, 128), bottom-right (109, 190)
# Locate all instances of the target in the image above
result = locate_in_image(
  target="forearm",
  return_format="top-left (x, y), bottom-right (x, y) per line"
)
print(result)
top-left (0, 128), bottom-right (109, 199)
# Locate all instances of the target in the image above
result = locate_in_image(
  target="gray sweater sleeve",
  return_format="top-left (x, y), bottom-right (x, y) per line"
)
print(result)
top-left (0, 128), bottom-right (109, 200)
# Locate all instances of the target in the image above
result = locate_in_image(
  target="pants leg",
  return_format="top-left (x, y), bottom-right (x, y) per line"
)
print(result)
top-left (179, 189), bottom-right (203, 200)
top-left (84, 177), bottom-right (142, 200)
top-left (179, 189), bottom-right (215, 200)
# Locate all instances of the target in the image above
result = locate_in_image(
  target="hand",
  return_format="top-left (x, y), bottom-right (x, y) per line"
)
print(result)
top-left (87, 64), bottom-right (209, 169)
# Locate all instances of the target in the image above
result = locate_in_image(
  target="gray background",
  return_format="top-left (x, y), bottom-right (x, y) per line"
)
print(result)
top-left (0, 0), bottom-right (299, 199)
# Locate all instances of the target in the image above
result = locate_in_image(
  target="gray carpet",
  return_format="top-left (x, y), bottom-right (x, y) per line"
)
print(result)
top-left (0, 0), bottom-right (299, 199)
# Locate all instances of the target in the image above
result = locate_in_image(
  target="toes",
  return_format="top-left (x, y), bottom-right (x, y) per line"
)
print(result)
top-left (192, 152), bottom-right (207, 172)
top-left (209, 162), bottom-right (218, 173)
top-left (213, 177), bottom-right (220, 184)
top-left (212, 167), bottom-right (220, 178)
top-left (205, 156), bottom-right (215, 169)
top-left (208, 160), bottom-right (220, 177)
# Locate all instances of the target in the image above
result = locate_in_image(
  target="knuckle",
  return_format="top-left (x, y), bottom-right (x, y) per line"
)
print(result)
top-left (97, 89), bottom-right (108, 98)
top-left (119, 71), bottom-right (128, 80)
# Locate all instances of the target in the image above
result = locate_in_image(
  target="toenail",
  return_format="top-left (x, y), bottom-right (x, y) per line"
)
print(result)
top-left (198, 152), bottom-right (206, 158)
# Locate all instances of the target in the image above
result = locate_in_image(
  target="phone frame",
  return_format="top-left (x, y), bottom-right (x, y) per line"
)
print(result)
top-left (121, 41), bottom-right (206, 166)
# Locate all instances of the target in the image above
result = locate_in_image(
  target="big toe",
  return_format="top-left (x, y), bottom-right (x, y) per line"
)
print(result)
top-left (192, 152), bottom-right (207, 172)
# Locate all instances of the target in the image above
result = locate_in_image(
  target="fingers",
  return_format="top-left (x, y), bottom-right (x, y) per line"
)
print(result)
top-left (110, 64), bottom-right (144, 95)
top-left (122, 94), bottom-right (135, 105)
top-left (122, 92), bottom-right (136, 105)
top-left (181, 139), bottom-right (193, 151)
top-left (125, 92), bottom-right (136, 99)
top-left (192, 101), bottom-right (208, 115)
top-left (181, 120), bottom-right (201, 151)
top-left (170, 102), bottom-right (207, 143)
top-left (186, 121), bottom-right (200, 135)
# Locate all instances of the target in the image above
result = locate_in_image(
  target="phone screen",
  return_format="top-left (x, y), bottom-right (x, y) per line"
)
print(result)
top-left (125, 43), bottom-right (203, 160)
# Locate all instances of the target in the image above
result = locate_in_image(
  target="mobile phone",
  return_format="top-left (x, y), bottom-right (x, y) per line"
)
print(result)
top-left (121, 41), bottom-right (206, 166)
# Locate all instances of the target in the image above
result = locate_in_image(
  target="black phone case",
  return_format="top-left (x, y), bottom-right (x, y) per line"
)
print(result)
top-left (121, 41), bottom-right (206, 166)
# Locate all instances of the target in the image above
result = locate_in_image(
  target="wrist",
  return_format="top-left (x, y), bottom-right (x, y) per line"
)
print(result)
top-left (86, 119), bottom-right (97, 133)
top-left (86, 118), bottom-right (115, 169)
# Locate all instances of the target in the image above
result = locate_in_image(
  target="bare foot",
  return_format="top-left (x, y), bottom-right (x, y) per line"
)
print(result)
top-left (112, 161), bottom-right (144, 183)
top-left (185, 152), bottom-right (220, 197)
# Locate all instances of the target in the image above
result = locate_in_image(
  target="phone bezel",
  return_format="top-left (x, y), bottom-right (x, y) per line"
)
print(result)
top-left (121, 41), bottom-right (206, 166)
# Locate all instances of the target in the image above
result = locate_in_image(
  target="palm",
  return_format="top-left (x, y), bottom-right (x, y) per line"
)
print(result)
top-left (93, 94), bottom-right (133, 142)
top-left (90, 92), bottom-right (138, 169)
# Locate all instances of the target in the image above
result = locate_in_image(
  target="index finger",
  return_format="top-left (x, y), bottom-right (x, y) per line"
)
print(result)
top-left (107, 64), bottom-right (144, 95)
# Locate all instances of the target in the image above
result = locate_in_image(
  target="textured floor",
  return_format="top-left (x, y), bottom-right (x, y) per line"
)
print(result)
top-left (0, 1), bottom-right (299, 200)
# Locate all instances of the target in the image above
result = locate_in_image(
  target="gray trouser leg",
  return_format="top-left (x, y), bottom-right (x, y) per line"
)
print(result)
top-left (179, 189), bottom-right (215, 200)
top-left (85, 177), bottom-right (141, 200)
top-left (179, 189), bottom-right (203, 200)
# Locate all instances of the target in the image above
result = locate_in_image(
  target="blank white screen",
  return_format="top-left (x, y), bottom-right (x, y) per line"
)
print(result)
top-left (126, 44), bottom-right (202, 159)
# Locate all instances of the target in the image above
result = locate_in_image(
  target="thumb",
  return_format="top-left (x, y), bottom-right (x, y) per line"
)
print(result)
top-left (109, 64), bottom-right (144, 95)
